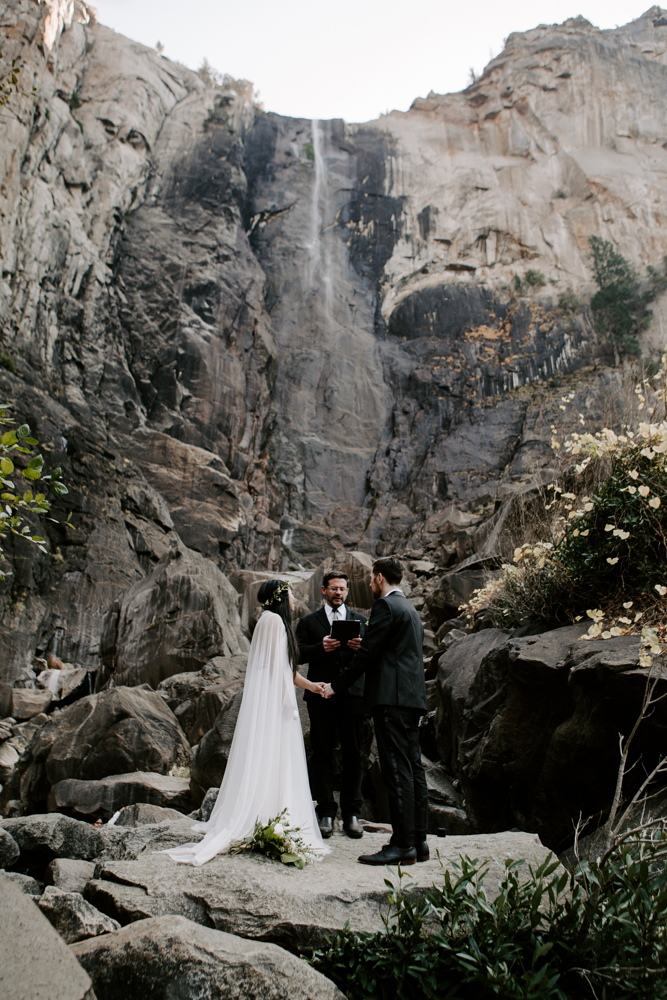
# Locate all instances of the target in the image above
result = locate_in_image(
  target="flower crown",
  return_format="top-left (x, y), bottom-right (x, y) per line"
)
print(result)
top-left (261, 580), bottom-right (291, 609)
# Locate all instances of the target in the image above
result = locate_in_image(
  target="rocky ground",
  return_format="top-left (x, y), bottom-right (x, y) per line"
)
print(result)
top-left (0, 809), bottom-right (554, 999)
top-left (2, 0), bottom-right (667, 678)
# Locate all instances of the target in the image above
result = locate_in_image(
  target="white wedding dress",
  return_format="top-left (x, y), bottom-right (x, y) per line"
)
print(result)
top-left (164, 611), bottom-right (329, 866)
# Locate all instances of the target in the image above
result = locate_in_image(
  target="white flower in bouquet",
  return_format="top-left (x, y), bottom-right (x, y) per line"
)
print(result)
top-left (274, 823), bottom-right (285, 837)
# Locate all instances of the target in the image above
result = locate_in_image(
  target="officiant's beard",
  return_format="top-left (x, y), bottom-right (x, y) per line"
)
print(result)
top-left (322, 581), bottom-right (348, 608)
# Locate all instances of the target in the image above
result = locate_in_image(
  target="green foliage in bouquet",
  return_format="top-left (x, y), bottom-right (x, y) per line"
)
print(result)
top-left (0, 404), bottom-right (71, 581)
top-left (311, 831), bottom-right (667, 1000)
top-left (230, 808), bottom-right (316, 869)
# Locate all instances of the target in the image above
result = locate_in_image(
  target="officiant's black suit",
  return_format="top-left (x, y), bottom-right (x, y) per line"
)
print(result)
top-left (331, 590), bottom-right (428, 849)
top-left (296, 606), bottom-right (367, 821)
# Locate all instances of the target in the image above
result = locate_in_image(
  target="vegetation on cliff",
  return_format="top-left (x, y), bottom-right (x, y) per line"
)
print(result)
top-left (589, 237), bottom-right (667, 362)
top-left (463, 351), bottom-right (667, 654)
top-left (0, 406), bottom-right (70, 581)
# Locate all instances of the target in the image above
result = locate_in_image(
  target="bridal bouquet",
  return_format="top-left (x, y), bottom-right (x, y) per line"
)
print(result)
top-left (230, 808), bottom-right (317, 869)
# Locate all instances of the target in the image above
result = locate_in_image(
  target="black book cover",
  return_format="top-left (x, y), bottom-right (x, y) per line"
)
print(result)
top-left (330, 619), bottom-right (361, 642)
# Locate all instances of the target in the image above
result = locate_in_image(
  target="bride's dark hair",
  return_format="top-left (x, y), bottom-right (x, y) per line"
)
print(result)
top-left (257, 579), bottom-right (299, 674)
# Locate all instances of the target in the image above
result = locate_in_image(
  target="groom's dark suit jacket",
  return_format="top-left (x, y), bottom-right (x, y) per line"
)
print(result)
top-left (295, 606), bottom-right (367, 701)
top-left (331, 590), bottom-right (427, 713)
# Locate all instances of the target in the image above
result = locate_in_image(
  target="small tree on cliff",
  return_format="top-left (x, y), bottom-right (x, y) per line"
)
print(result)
top-left (0, 404), bottom-right (70, 580)
top-left (588, 236), bottom-right (654, 364)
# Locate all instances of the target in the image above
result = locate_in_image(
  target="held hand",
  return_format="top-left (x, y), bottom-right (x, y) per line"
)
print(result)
top-left (311, 681), bottom-right (328, 696)
top-left (346, 636), bottom-right (362, 650)
top-left (321, 683), bottom-right (335, 699)
top-left (322, 636), bottom-right (340, 653)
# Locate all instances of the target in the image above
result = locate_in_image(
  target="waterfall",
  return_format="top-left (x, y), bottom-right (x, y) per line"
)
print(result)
top-left (308, 119), bottom-right (334, 326)
top-left (282, 527), bottom-right (294, 548)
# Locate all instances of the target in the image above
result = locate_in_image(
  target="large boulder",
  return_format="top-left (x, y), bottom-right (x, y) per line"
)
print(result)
top-left (1, 871), bottom-right (42, 895)
top-left (38, 886), bottom-right (121, 944)
top-left (100, 545), bottom-right (249, 690)
top-left (113, 803), bottom-right (187, 827)
top-left (84, 830), bottom-right (554, 952)
top-left (2, 812), bottom-right (204, 878)
top-left (46, 859), bottom-right (96, 893)
top-left (11, 689), bottom-right (53, 720)
top-left (189, 690), bottom-right (243, 802)
top-left (0, 826), bottom-right (20, 868)
top-left (0, 872), bottom-right (95, 1000)
top-left (17, 687), bottom-right (190, 813)
top-left (72, 914), bottom-right (344, 1000)
top-left (158, 661), bottom-right (245, 745)
top-left (37, 668), bottom-right (90, 704)
top-left (48, 773), bottom-right (195, 821)
top-left (435, 625), bottom-right (667, 850)
top-left (0, 742), bottom-right (19, 783)
top-left (3, 813), bottom-right (106, 866)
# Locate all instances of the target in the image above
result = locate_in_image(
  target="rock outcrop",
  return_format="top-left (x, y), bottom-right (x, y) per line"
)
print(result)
top-left (72, 914), bottom-right (345, 1000)
top-left (435, 626), bottom-right (667, 850)
top-left (0, 871), bottom-right (95, 1000)
top-left (48, 772), bottom-right (195, 821)
top-left (2, 2), bottom-right (667, 678)
top-left (38, 884), bottom-right (120, 944)
top-left (98, 544), bottom-right (249, 689)
top-left (16, 687), bottom-right (191, 812)
top-left (84, 830), bottom-right (552, 951)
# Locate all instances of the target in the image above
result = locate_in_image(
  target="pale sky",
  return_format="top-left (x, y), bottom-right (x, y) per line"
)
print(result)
top-left (93, 1), bottom-right (656, 123)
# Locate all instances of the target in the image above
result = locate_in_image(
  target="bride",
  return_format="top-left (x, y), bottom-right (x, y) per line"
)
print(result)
top-left (165, 579), bottom-right (330, 866)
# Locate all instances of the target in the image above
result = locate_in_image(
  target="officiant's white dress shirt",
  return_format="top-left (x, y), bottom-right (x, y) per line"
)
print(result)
top-left (324, 602), bottom-right (347, 624)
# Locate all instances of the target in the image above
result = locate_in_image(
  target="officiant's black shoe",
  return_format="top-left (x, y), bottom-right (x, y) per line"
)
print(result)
top-left (343, 816), bottom-right (363, 839)
top-left (318, 816), bottom-right (334, 838)
top-left (358, 844), bottom-right (417, 866)
top-left (416, 840), bottom-right (430, 862)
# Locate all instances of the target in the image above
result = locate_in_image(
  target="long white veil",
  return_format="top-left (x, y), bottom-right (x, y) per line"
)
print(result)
top-left (164, 611), bottom-right (329, 866)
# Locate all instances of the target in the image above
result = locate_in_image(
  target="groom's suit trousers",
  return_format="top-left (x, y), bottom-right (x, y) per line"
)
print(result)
top-left (373, 705), bottom-right (428, 848)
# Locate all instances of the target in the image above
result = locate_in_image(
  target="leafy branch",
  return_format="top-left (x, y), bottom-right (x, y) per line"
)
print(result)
top-left (0, 403), bottom-right (71, 581)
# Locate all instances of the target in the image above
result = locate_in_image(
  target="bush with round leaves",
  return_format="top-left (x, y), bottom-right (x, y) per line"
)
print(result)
top-left (0, 404), bottom-right (70, 580)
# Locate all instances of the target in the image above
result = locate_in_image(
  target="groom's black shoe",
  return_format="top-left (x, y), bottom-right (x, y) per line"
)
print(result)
top-left (415, 840), bottom-right (430, 862)
top-left (382, 840), bottom-right (429, 862)
top-left (318, 816), bottom-right (334, 838)
top-left (358, 844), bottom-right (417, 866)
top-left (343, 816), bottom-right (363, 839)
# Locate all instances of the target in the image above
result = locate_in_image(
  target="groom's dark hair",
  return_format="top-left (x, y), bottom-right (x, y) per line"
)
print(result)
top-left (372, 556), bottom-right (403, 585)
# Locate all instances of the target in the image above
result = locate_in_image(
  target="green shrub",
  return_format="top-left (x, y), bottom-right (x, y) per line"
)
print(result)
top-left (486, 425), bottom-right (667, 628)
top-left (558, 290), bottom-right (579, 311)
top-left (311, 832), bottom-right (667, 999)
top-left (553, 188), bottom-right (567, 199)
top-left (525, 269), bottom-right (546, 287)
top-left (588, 236), bottom-right (654, 360)
top-left (304, 141), bottom-right (315, 162)
top-left (0, 405), bottom-right (71, 581)
top-left (0, 354), bottom-right (16, 374)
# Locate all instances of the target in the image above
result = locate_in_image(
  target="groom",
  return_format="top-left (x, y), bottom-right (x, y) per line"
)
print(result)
top-left (296, 572), bottom-right (368, 840)
top-left (323, 556), bottom-right (428, 866)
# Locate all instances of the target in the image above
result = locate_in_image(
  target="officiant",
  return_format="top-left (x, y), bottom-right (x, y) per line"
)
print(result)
top-left (296, 572), bottom-right (367, 839)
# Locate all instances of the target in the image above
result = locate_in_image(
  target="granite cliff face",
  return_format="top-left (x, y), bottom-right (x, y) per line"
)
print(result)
top-left (1, 1), bottom-right (667, 675)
